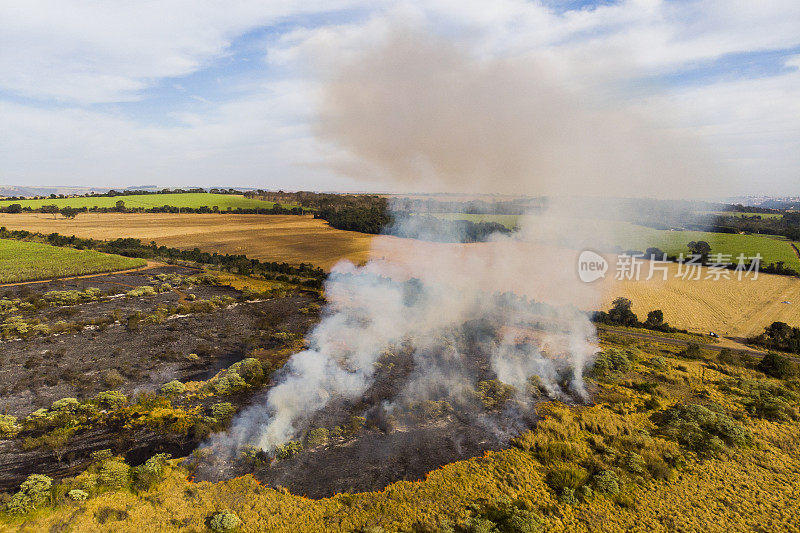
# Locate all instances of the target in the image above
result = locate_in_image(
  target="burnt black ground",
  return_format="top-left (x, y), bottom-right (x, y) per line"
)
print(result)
top-left (0, 267), bottom-right (314, 417)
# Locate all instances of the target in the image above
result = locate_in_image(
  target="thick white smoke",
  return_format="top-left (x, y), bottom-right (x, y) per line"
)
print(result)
top-left (204, 22), bottom-right (717, 461)
top-left (210, 208), bottom-right (599, 455)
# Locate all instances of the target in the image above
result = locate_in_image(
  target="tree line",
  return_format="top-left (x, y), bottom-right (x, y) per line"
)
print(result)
top-left (592, 297), bottom-right (684, 334)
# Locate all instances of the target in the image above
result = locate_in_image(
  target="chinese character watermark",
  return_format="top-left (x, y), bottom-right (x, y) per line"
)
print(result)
top-left (578, 250), bottom-right (762, 283)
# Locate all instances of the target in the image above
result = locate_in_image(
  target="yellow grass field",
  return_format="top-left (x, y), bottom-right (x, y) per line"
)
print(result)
top-left (1, 212), bottom-right (799, 337)
top-left (605, 261), bottom-right (800, 338)
top-left (0, 213), bottom-right (373, 271)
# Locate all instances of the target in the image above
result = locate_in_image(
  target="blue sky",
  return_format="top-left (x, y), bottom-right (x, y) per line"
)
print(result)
top-left (0, 1), bottom-right (798, 196)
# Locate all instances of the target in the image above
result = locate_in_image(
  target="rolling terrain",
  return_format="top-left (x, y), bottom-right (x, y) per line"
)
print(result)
top-left (3, 213), bottom-right (800, 337)
top-left (0, 193), bottom-right (286, 211)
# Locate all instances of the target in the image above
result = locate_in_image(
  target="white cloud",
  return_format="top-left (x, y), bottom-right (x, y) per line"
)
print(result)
top-left (0, 0), bottom-right (798, 192)
top-left (0, 0), bottom-right (365, 103)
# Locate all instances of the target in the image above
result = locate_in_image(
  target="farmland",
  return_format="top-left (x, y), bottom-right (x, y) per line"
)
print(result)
top-left (0, 193), bottom-right (287, 211)
top-left (2, 213), bottom-right (800, 337)
top-left (0, 239), bottom-right (146, 283)
top-left (603, 260), bottom-right (800, 338)
top-left (0, 213), bottom-right (373, 271)
top-left (437, 214), bottom-right (800, 271)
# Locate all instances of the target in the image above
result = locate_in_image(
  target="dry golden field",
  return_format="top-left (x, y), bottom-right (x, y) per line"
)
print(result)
top-left (604, 261), bottom-right (800, 338)
top-left (0, 213), bottom-right (374, 271)
top-left (2, 212), bottom-right (799, 337)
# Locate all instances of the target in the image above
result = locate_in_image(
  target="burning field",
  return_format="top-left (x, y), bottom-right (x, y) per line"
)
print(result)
top-left (193, 208), bottom-right (599, 496)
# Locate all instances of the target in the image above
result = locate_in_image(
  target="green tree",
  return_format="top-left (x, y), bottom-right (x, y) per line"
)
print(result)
top-left (60, 206), bottom-right (80, 219)
top-left (644, 309), bottom-right (664, 329)
top-left (608, 297), bottom-right (638, 326)
top-left (688, 240), bottom-right (712, 263)
top-left (41, 204), bottom-right (59, 219)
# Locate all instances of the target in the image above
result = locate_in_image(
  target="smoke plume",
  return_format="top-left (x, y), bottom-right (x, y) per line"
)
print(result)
top-left (199, 24), bottom-right (717, 484)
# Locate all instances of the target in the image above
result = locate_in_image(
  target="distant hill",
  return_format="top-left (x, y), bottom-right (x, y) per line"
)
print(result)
top-left (0, 185), bottom-right (111, 198)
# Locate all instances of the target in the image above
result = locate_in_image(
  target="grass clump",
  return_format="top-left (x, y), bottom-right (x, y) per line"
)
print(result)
top-left (209, 509), bottom-right (242, 532)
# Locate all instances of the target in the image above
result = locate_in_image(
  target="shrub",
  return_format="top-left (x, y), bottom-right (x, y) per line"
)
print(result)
top-left (558, 487), bottom-right (578, 505)
top-left (305, 427), bottom-right (329, 448)
top-left (211, 372), bottom-right (246, 395)
top-left (98, 460), bottom-right (130, 488)
top-left (94, 390), bottom-right (127, 409)
top-left (50, 397), bottom-right (80, 414)
top-left (131, 453), bottom-right (171, 491)
top-left (592, 349), bottom-right (633, 375)
top-left (475, 380), bottom-right (515, 410)
top-left (0, 414), bottom-right (20, 438)
top-left (211, 402), bottom-right (236, 421)
top-left (546, 464), bottom-right (587, 492)
top-left (623, 452), bottom-right (646, 474)
top-left (68, 489), bottom-right (88, 501)
top-left (717, 348), bottom-right (739, 366)
top-left (6, 474), bottom-right (53, 513)
top-left (228, 358), bottom-right (264, 385)
top-left (654, 404), bottom-right (751, 456)
top-left (102, 369), bottom-right (125, 388)
top-left (591, 470), bottom-right (620, 495)
top-left (757, 352), bottom-right (798, 379)
top-left (160, 380), bottom-right (185, 396)
top-left (209, 509), bottom-right (242, 532)
top-left (738, 381), bottom-right (798, 421)
top-left (275, 441), bottom-right (303, 460)
top-left (126, 286), bottom-right (157, 298)
top-left (20, 474), bottom-right (52, 503)
top-left (577, 485), bottom-right (594, 501)
top-left (678, 343), bottom-right (704, 360)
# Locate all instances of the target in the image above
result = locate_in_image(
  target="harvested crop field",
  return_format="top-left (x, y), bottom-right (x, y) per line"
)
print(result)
top-left (604, 261), bottom-right (800, 338)
top-left (0, 238), bottom-right (146, 283)
top-left (3, 213), bottom-right (800, 337)
top-left (0, 213), bottom-right (374, 270)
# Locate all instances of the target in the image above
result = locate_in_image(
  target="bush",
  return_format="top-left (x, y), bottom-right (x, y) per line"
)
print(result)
top-left (475, 380), bottom-right (515, 410)
top-left (103, 369), bottom-right (125, 388)
top-left (737, 380), bottom-right (799, 421)
top-left (592, 349), bottom-right (633, 375)
top-left (6, 474), bottom-right (53, 513)
top-left (126, 286), bottom-right (157, 298)
top-left (94, 390), bottom-right (127, 409)
top-left (0, 414), bottom-right (20, 438)
top-left (211, 402), bottom-right (236, 421)
top-left (757, 352), bottom-right (798, 379)
top-left (211, 372), bottom-right (246, 395)
top-left (275, 441), bottom-right (303, 460)
top-left (546, 464), bottom-right (587, 492)
top-left (131, 453), bottom-right (171, 491)
top-left (209, 509), bottom-right (242, 532)
top-left (305, 427), bottom-right (329, 448)
top-left (68, 489), bottom-right (88, 501)
top-left (98, 460), bottom-right (130, 488)
top-left (51, 397), bottom-right (80, 414)
top-left (160, 380), bottom-right (185, 396)
top-left (654, 404), bottom-right (751, 456)
top-left (623, 452), bottom-right (646, 474)
top-left (228, 358), bottom-right (264, 385)
top-left (717, 348), bottom-right (739, 366)
top-left (678, 343), bottom-right (703, 360)
top-left (591, 470), bottom-right (620, 495)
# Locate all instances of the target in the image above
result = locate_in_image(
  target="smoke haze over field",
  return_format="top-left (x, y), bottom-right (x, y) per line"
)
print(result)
top-left (201, 24), bottom-right (719, 481)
